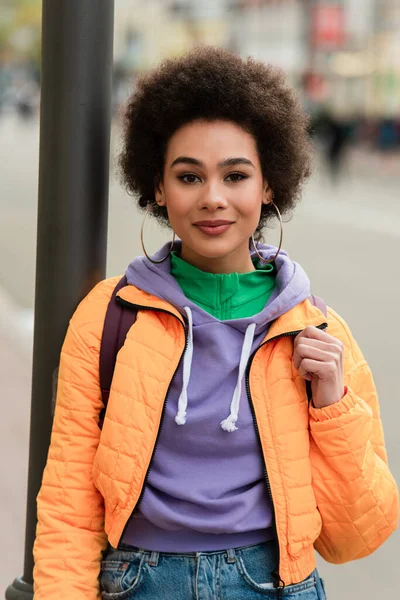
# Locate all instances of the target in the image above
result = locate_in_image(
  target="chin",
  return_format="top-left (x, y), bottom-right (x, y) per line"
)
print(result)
top-left (190, 240), bottom-right (237, 260)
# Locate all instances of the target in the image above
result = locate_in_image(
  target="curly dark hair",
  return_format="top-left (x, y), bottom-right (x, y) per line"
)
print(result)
top-left (118, 46), bottom-right (313, 240)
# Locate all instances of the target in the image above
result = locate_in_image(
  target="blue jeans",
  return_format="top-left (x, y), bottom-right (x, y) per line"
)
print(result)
top-left (99, 540), bottom-right (327, 599)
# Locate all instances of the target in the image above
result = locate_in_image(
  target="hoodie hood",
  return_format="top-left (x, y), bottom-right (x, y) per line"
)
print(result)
top-left (125, 240), bottom-right (311, 432)
top-left (125, 240), bottom-right (311, 335)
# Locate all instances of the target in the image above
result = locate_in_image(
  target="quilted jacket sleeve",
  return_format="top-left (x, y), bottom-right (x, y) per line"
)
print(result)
top-left (309, 307), bottom-right (398, 564)
top-left (33, 284), bottom-right (111, 599)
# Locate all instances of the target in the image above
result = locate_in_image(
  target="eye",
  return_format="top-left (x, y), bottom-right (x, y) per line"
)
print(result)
top-left (225, 172), bottom-right (248, 183)
top-left (178, 173), bottom-right (201, 184)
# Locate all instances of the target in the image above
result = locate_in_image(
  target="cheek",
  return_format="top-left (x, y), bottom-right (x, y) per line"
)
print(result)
top-left (234, 177), bottom-right (264, 209)
top-left (163, 195), bottom-right (192, 233)
top-left (163, 182), bottom-right (189, 213)
top-left (238, 201), bottom-right (263, 236)
top-left (235, 193), bottom-right (263, 221)
top-left (166, 197), bottom-right (191, 220)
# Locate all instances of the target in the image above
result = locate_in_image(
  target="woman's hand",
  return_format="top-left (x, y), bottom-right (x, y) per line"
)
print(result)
top-left (293, 326), bottom-right (345, 408)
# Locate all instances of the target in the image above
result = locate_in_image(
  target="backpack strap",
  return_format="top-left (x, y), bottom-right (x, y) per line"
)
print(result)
top-left (99, 276), bottom-right (137, 429)
top-left (309, 294), bottom-right (327, 318)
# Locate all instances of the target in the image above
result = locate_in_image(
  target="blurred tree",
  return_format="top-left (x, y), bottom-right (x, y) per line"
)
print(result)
top-left (0, 0), bottom-right (41, 68)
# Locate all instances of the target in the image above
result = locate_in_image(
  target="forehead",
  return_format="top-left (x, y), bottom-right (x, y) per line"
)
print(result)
top-left (165, 120), bottom-right (259, 163)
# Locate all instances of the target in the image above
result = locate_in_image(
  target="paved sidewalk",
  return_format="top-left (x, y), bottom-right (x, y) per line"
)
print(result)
top-left (0, 333), bottom-right (31, 596)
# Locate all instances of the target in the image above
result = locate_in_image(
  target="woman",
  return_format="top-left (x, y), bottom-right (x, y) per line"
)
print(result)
top-left (33, 47), bottom-right (398, 599)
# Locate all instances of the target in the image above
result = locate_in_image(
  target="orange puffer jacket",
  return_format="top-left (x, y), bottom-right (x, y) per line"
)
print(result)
top-left (33, 277), bottom-right (398, 599)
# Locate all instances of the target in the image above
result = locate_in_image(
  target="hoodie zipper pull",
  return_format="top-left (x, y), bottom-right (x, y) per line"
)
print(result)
top-left (272, 569), bottom-right (285, 599)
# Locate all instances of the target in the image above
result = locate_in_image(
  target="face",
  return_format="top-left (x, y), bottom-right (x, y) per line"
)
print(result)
top-left (155, 119), bottom-right (272, 273)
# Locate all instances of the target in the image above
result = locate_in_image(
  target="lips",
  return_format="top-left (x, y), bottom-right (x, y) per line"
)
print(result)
top-left (193, 220), bottom-right (234, 227)
top-left (193, 220), bottom-right (234, 237)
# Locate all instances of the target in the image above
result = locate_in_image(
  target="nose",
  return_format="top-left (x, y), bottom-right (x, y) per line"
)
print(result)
top-left (197, 182), bottom-right (228, 211)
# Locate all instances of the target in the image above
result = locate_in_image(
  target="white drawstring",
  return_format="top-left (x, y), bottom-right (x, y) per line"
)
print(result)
top-left (175, 306), bottom-right (194, 425)
top-left (175, 310), bottom-right (256, 432)
top-left (220, 323), bottom-right (256, 432)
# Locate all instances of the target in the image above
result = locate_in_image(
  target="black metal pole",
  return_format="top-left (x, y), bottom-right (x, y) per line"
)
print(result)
top-left (6, 1), bottom-right (114, 598)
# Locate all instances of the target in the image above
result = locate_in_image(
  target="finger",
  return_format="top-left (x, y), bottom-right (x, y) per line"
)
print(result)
top-left (293, 344), bottom-right (333, 371)
top-left (296, 339), bottom-right (342, 356)
top-left (296, 326), bottom-right (343, 348)
top-left (294, 337), bottom-right (340, 353)
top-left (296, 359), bottom-right (313, 380)
top-left (298, 358), bottom-right (336, 380)
top-left (295, 344), bottom-right (333, 365)
top-left (298, 366), bottom-right (312, 381)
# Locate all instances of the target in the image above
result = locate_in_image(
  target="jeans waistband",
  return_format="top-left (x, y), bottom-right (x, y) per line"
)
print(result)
top-left (117, 539), bottom-right (278, 567)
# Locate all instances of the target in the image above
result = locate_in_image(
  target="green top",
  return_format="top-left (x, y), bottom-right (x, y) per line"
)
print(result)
top-left (170, 252), bottom-right (276, 320)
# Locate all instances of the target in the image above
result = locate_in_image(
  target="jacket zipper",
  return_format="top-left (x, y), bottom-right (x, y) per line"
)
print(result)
top-left (115, 295), bottom-right (327, 577)
top-left (245, 324), bottom-right (327, 598)
top-left (115, 297), bottom-right (189, 545)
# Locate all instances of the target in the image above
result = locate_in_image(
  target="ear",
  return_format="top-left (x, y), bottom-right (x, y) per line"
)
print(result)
top-left (262, 182), bottom-right (273, 205)
top-left (155, 176), bottom-right (167, 207)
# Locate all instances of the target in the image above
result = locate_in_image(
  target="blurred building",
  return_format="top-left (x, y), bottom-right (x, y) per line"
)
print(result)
top-left (114, 1), bottom-right (307, 81)
top-left (1, 0), bottom-right (399, 147)
top-left (113, 0), bottom-right (230, 71)
top-left (302, 0), bottom-right (400, 120)
top-left (370, 0), bottom-right (400, 118)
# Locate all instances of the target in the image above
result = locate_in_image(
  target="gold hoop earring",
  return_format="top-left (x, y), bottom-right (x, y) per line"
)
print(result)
top-left (251, 202), bottom-right (283, 264)
top-left (140, 203), bottom-right (176, 264)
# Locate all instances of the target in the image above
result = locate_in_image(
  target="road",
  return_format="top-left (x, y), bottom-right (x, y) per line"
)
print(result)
top-left (1, 113), bottom-right (399, 598)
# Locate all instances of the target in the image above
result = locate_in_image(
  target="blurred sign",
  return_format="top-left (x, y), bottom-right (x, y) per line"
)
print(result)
top-left (169, 0), bottom-right (230, 19)
top-left (236, 0), bottom-right (295, 6)
top-left (170, 0), bottom-right (296, 16)
top-left (312, 4), bottom-right (346, 50)
top-left (304, 71), bottom-right (328, 101)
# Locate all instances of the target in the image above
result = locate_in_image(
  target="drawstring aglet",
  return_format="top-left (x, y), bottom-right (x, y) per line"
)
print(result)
top-left (220, 416), bottom-right (238, 432)
top-left (175, 413), bottom-right (187, 426)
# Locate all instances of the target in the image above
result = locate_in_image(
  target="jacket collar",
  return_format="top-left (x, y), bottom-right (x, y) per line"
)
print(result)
top-left (117, 284), bottom-right (327, 341)
top-left (117, 284), bottom-right (185, 325)
top-left (265, 299), bottom-right (327, 340)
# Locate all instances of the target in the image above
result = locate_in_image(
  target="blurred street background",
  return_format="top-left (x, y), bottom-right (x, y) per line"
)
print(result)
top-left (1, 1), bottom-right (399, 598)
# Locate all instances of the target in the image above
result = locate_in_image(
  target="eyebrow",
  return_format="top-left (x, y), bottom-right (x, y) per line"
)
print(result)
top-left (170, 156), bottom-right (255, 169)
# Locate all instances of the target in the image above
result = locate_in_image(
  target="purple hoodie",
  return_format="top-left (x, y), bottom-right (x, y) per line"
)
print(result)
top-left (122, 242), bottom-right (311, 552)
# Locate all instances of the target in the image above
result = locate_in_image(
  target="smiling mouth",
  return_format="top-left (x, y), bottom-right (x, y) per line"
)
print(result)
top-left (193, 221), bottom-right (234, 236)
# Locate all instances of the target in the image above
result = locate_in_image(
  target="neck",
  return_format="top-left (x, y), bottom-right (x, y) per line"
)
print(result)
top-left (179, 242), bottom-right (256, 274)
